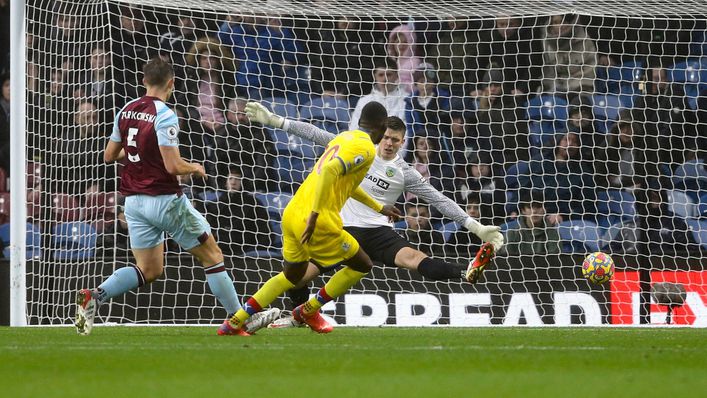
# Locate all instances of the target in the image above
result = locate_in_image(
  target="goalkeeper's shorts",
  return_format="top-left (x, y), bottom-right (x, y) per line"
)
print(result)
top-left (124, 193), bottom-right (211, 250)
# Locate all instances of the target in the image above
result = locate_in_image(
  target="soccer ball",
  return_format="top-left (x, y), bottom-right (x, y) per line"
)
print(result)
top-left (581, 252), bottom-right (615, 285)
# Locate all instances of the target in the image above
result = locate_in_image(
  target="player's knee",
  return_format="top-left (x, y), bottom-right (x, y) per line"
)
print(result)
top-left (348, 259), bottom-right (373, 273)
top-left (395, 248), bottom-right (426, 270)
top-left (140, 265), bottom-right (163, 283)
top-left (283, 262), bottom-right (308, 284)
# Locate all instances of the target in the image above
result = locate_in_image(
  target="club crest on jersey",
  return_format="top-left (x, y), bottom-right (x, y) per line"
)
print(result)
top-left (385, 167), bottom-right (395, 177)
top-left (341, 242), bottom-right (351, 252)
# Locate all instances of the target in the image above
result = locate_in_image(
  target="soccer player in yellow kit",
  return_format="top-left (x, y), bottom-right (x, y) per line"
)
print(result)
top-left (218, 101), bottom-right (400, 335)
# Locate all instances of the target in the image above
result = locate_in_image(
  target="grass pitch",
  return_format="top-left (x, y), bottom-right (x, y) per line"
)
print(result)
top-left (1, 326), bottom-right (705, 398)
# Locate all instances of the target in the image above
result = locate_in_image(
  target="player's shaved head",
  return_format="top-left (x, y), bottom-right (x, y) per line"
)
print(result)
top-left (359, 101), bottom-right (388, 144)
top-left (143, 57), bottom-right (174, 88)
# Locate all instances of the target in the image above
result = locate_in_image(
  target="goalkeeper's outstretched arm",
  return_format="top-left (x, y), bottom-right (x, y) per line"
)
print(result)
top-left (245, 101), bottom-right (335, 147)
top-left (402, 163), bottom-right (504, 251)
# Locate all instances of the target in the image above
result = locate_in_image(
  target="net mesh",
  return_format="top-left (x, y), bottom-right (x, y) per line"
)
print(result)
top-left (18, 0), bottom-right (707, 326)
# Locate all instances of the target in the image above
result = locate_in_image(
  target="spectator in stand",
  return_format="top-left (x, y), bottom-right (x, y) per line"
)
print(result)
top-left (404, 63), bottom-right (452, 153)
top-left (476, 16), bottom-right (544, 96)
top-left (111, 5), bottom-right (160, 101)
top-left (182, 36), bottom-right (237, 136)
top-left (642, 67), bottom-right (697, 167)
top-left (308, 16), bottom-right (384, 98)
top-left (521, 131), bottom-right (596, 219)
top-left (669, 142), bottom-right (707, 200)
top-left (405, 135), bottom-right (455, 200)
top-left (176, 37), bottom-right (237, 194)
top-left (457, 151), bottom-right (498, 198)
top-left (645, 187), bottom-right (697, 255)
top-left (59, 101), bottom-right (115, 194)
top-left (566, 100), bottom-right (598, 150)
top-left (471, 67), bottom-right (531, 165)
top-left (218, 15), bottom-right (304, 101)
top-left (37, 65), bottom-right (73, 130)
top-left (48, 8), bottom-right (91, 68)
top-left (349, 58), bottom-right (407, 131)
top-left (99, 204), bottom-right (130, 258)
top-left (499, 189), bottom-right (562, 257)
top-left (448, 108), bottom-right (474, 170)
top-left (426, 17), bottom-right (486, 96)
top-left (403, 200), bottom-right (443, 256)
top-left (456, 151), bottom-right (506, 221)
top-left (0, 74), bottom-right (9, 174)
top-left (594, 112), bottom-right (662, 193)
top-left (205, 168), bottom-right (272, 256)
top-left (539, 14), bottom-right (597, 99)
top-left (159, 15), bottom-right (199, 93)
top-left (75, 45), bottom-right (120, 124)
top-left (386, 24), bottom-right (421, 93)
top-left (212, 97), bottom-right (274, 193)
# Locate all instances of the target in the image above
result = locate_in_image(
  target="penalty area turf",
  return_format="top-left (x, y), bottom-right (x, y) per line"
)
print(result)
top-left (0, 326), bottom-right (705, 397)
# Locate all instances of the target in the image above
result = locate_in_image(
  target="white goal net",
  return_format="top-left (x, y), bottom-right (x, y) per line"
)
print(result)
top-left (16, 0), bottom-right (707, 326)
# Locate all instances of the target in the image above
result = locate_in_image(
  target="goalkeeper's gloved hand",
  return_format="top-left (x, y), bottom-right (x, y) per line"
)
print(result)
top-left (464, 218), bottom-right (504, 252)
top-left (245, 102), bottom-right (285, 129)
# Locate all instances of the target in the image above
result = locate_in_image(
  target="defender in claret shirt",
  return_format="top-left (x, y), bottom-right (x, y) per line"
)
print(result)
top-left (74, 58), bottom-right (278, 335)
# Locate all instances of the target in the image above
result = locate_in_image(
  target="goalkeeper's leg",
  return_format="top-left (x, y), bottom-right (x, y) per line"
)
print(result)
top-left (393, 247), bottom-right (471, 281)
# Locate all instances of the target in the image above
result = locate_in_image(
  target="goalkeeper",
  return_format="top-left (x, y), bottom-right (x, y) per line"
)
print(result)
top-left (245, 103), bottom-right (503, 329)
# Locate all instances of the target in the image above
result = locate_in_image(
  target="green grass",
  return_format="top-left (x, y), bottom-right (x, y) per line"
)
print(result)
top-left (1, 327), bottom-right (705, 398)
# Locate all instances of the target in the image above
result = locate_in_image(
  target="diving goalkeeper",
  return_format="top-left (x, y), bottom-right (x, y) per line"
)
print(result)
top-left (245, 103), bottom-right (503, 330)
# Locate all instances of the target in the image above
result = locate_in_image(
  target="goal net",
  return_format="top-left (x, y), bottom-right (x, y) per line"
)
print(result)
top-left (18, 0), bottom-right (707, 326)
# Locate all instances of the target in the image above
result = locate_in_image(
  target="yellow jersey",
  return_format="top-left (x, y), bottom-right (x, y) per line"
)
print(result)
top-left (286, 130), bottom-right (376, 228)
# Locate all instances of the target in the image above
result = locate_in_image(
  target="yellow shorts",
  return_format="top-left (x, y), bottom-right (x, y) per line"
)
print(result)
top-left (281, 208), bottom-right (360, 267)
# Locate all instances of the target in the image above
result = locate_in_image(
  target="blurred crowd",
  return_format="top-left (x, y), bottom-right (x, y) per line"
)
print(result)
top-left (1, 1), bottom-right (707, 261)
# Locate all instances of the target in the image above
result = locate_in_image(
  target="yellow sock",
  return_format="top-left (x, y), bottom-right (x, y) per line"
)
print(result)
top-left (229, 272), bottom-right (294, 327)
top-left (302, 267), bottom-right (366, 314)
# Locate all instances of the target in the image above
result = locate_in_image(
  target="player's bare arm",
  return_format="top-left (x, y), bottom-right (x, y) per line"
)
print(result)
top-left (403, 164), bottom-right (503, 251)
top-left (159, 145), bottom-right (206, 177)
top-left (104, 140), bottom-right (125, 162)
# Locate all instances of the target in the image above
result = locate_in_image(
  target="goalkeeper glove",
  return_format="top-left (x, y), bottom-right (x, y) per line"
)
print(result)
top-left (464, 218), bottom-right (504, 252)
top-left (245, 102), bottom-right (285, 129)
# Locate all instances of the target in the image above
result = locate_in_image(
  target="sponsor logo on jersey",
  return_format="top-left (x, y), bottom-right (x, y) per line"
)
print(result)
top-left (385, 167), bottom-right (396, 177)
top-left (365, 174), bottom-right (390, 190)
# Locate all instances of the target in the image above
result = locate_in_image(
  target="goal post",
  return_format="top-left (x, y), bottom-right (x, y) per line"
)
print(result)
top-left (12, 0), bottom-right (707, 327)
top-left (10, 0), bottom-right (27, 327)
